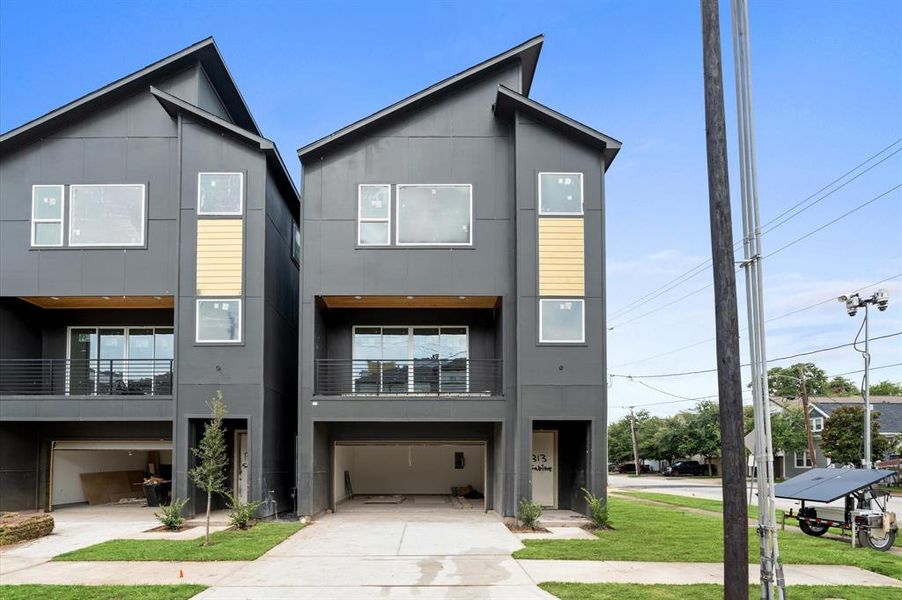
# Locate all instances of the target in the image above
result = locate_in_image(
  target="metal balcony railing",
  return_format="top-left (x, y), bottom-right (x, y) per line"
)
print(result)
top-left (0, 359), bottom-right (174, 397)
top-left (315, 358), bottom-right (502, 396)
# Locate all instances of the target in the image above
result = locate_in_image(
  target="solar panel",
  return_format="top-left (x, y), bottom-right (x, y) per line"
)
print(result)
top-left (774, 468), bottom-right (897, 503)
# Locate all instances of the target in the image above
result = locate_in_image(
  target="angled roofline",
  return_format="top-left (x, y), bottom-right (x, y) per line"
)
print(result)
top-left (298, 35), bottom-right (544, 161)
top-left (150, 87), bottom-right (300, 212)
top-left (1, 37), bottom-right (260, 153)
top-left (493, 85), bottom-right (622, 170)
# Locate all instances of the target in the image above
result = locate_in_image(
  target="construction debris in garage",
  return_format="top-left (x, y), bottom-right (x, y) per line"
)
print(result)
top-left (363, 495), bottom-right (407, 504)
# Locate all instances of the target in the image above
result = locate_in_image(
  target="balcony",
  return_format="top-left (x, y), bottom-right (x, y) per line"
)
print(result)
top-left (315, 358), bottom-right (502, 397)
top-left (0, 359), bottom-right (174, 397)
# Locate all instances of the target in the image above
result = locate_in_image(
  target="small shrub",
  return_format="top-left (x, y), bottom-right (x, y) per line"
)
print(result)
top-left (519, 498), bottom-right (543, 529)
top-left (226, 493), bottom-right (264, 530)
top-left (155, 497), bottom-right (187, 530)
top-left (581, 487), bottom-right (610, 529)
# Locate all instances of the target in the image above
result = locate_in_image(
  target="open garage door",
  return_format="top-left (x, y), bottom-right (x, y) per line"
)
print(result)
top-left (50, 439), bottom-right (172, 508)
top-left (333, 441), bottom-right (486, 511)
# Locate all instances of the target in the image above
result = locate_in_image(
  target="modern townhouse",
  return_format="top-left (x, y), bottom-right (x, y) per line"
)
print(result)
top-left (297, 35), bottom-right (620, 517)
top-left (0, 39), bottom-right (300, 516)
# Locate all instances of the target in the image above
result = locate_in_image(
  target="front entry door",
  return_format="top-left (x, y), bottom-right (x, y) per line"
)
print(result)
top-left (234, 431), bottom-right (249, 503)
top-left (532, 430), bottom-right (557, 508)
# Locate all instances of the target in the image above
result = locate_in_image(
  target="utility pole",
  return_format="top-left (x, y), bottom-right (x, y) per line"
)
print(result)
top-left (799, 367), bottom-right (816, 468)
top-left (700, 2), bottom-right (749, 598)
top-left (629, 407), bottom-right (641, 477)
top-left (730, 0), bottom-right (784, 596)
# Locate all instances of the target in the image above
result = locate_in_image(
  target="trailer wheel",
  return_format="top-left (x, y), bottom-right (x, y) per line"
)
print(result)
top-left (859, 527), bottom-right (897, 552)
top-left (798, 521), bottom-right (830, 537)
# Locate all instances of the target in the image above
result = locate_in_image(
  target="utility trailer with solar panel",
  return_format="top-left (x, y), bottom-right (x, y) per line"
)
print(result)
top-left (774, 468), bottom-right (898, 551)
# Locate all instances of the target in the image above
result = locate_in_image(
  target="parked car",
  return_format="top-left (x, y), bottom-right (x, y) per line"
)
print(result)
top-left (663, 460), bottom-right (706, 476)
top-left (617, 463), bottom-right (652, 474)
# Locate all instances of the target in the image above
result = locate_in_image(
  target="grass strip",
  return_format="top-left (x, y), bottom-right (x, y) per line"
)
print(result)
top-left (0, 584), bottom-right (206, 600)
top-left (539, 583), bottom-right (897, 600)
top-left (53, 522), bottom-right (303, 562)
top-left (514, 498), bottom-right (902, 580)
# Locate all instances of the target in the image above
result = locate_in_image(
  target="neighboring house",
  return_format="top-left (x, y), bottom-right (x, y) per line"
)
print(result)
top-left (297, 35), bottom-right (620, 517)
top-left (0, 39), bottom-right (300, 515)
top-left (781, 396), bottom-right (902, 479)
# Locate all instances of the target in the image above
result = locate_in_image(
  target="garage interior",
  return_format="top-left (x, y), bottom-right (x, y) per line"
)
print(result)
top-left (50, 440), bottom-right (173, 508)
top-left (333, 441), bottom-right (486, 510)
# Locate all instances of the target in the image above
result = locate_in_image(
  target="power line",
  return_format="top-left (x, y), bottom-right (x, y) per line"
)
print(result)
top-left (610, 330), bottom-right (902, 379)
top-left (611, 273), bottom-right (902, 367)
top-left (610, 185), bottom-right (900, 329)
top-left (607, 139), bottom-right (902, 320)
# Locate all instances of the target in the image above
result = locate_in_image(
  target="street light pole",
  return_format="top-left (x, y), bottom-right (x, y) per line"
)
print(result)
top-left (838, 289), bottom-right (889, 469)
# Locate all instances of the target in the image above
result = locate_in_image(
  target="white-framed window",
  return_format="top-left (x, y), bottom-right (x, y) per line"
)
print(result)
top-left (795, 451), bottom-right (813, 469)
top-left (31, 185), bottom-right (65, 247)
top-left (810, 416), bottom-right (824, 433)
top-left (396, 184), bottom-right (472, 246)
top-left (198, 172), bottom-right (243, 216)
top-left (196, 299), bottom-right (242, 344)
top-left (539, 299), bottom-right (585, 344)
top-left (69, 184), bottom-right (146, 247)
top-left (358, 184), bottom-right (391, 246)
top-left (539, 172), bottom-right (584, 215)
top-left (291, 220), bottom-right (301, 266)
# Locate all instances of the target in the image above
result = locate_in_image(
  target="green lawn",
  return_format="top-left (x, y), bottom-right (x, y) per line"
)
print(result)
top-left (53, 522), bottom-right (303, 562)
top-left (514, 498), bottom-right (902, 580)
top-left (540, 583), bottom-right (897, 600)
top-left (617, 490), bottom-right (901, 546)
top-left (0, 585), bottom-right (206, 600)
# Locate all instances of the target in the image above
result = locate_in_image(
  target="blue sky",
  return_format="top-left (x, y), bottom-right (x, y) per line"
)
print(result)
top-left (2, 1), bottom-right (900, 420)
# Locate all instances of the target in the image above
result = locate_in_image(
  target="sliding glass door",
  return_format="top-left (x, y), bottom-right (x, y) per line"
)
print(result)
top-left (67, 327), bottom-right (174, 395)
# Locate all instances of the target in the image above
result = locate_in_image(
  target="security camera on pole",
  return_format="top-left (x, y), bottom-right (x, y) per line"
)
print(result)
top-left (837, 289), bottom-right (890, 469)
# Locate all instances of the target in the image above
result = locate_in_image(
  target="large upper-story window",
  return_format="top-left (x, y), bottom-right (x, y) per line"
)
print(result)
top-left (539, 299), bottom-right (585, 343)
top-left (539, 173), bottom-right (583, 215)
top-left (396, 184), bottom-right (472, 246)
top-left (31, 185), bottom-right (65, 247)
top-left (198, 172), bottom-right (243, 215)
top-left (69, 184), bottom-right (146, 247)
top-left (358, 184), bottom-right (391, 246)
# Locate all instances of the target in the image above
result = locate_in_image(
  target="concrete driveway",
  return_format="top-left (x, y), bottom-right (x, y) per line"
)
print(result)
top-left (197, 496), bottom-right (554, 599)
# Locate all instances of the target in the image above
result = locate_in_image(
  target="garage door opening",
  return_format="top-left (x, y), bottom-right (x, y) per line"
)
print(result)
top-left (333, 442), bottom-right (486, 511)
top-left (50, 440), bottom-right (172, 509)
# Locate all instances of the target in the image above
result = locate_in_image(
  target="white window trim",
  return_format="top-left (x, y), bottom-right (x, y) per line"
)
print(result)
top-left (357, 184), bottom-right (391, 246)
top-left (395, 183), bottom-right (473, 247)
top-left (538, 172), bottom-right (584, 216)
top-left (794, 451), bottom-right (812, 469)
top-left (30, 184), bottom-right (65, 247)
top-left (68, 183), bottom-right (147, 247)
top-left (197, 172), bottom-right (244, 216)
top-left (539, 298), bottom-right (586, 344)
top-left (195, 298), bottom-right (243, 344)
top-left (810, 417), bottom-right (824, 433)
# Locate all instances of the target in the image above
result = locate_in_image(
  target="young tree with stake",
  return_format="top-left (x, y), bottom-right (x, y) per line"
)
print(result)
top-left (189, 391), bottom-right (229, 546)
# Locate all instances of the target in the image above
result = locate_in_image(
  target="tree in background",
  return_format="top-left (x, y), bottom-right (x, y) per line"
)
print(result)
top-left (649, 414), bottom-right (685, 466)
top-left (607, 416), bottom-right (635, 464)
top-left (871, 380), bottom-right (902, 396)
top-left (189, 391), bottom-right (229, 546)
top-left (681, 401), bottom-right (721, 475)
top-left (820, 405), bottom-right (889, 466)
top-left (769, 405), bottom-right (808, 457)
top-left (767, 363), bottom-right (828, 398)
top-left (826, 376), bottom-right (858, 396)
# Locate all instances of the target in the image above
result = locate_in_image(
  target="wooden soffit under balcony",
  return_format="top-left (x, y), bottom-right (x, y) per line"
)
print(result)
top-left (19, 296), bottom-right (175, 309)
top-left (320, 295), bottom-right (501, 309)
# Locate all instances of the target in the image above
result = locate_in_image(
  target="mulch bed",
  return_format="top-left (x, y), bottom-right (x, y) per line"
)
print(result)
top-left (506, 523), bottom-right (551, 533)
top-left (145, 524), bottom-right (197, 533)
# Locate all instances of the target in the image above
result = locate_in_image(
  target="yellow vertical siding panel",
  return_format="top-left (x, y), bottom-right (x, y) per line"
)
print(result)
top-left (538, 217), bottom-right (585, 296)
top-left (197, 219), bottom-right (243, 296)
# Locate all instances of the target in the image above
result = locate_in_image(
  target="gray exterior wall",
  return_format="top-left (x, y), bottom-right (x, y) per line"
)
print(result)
top-left (0, 61), bottom-right (299, 513)
top-left (298, 58), bottom-right (609, 517)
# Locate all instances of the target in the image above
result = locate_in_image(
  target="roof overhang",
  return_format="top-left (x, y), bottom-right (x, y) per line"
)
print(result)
top-left (150, 87), bottom-right (300, 213)
top-left (319, 295), bottom-right (501, 309)
top-left (1, 37), bottom-right (259, 154)
top-left (494, 85), bottom-right (622, 170)
top-left (298, 35), bottom-right (544, 162)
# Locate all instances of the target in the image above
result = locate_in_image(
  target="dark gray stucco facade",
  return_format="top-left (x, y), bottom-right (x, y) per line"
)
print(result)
top-left (296, 36), bottom-right (619, 518)
top-left (0, 39), bottom-right (299, 515)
